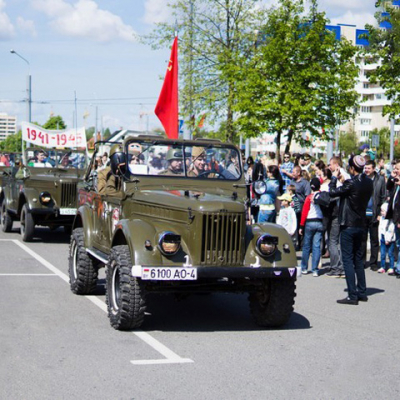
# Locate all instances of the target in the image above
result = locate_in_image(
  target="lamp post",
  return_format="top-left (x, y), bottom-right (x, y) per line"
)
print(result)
top-left (10, 49), bottom-right (31, 123)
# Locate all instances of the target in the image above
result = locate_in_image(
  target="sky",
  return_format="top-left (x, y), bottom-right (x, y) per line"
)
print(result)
top-left (0, 0), bottom-right (378, 135)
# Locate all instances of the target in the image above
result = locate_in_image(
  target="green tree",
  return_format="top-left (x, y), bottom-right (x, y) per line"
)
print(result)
top-left (42, 115), bottom-right (67, 130)
top-left (144, 0), bottom-right (261, 143)
top-left (0, 130), bottom-right (23, 152)
top-left (369, 127), bottom-right (390, 157)
top-left (231, 0), bottom-right (359, 154)
top-left (365, 1), bottom-right (400, 121)
top-left (103, 128), bottom-right (111, 140)
top-left (339, 129), bottom-right (358, 157)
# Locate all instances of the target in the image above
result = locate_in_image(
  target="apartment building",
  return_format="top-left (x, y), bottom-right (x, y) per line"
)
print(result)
top-left (330, 0), bottom-right (400, 143)
top-left (0, 113), bottom-right (17, 141)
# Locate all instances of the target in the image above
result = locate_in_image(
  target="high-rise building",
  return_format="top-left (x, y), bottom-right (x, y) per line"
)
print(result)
top-left (329, 1), bottom-right (400, 143)
top-left (0, 113), bottom-right (17, 141)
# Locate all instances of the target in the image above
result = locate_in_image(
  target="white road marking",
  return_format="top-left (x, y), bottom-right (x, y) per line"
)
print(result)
top-left (4, 239), bottom-right (194, 365)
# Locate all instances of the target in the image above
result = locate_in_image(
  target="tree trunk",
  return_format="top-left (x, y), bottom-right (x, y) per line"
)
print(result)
top-left (285, 128), bottom-right (295, 154)
top-left (276, 131), bottom-right (282, 163)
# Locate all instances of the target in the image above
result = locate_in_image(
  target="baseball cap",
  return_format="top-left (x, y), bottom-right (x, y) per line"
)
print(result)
top-left (277, 192), bottom-right (292, 202)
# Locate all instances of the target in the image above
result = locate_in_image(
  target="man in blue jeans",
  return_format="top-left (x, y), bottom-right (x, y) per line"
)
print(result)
top-left (316, 155), bottom-right (373, 304)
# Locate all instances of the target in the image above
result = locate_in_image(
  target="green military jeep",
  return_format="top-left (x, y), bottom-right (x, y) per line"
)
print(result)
top-left (1, 148), bottom-right (86, 241)
top-left (69, 135), bottom-right (300, 330)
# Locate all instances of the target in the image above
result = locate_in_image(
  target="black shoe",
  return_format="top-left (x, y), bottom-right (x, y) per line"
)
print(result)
top-left (397, 275), bottom-right (400, 279)
top-left (337, 297), bottom-right (358, 305)
top-left (326, 271), bottom-right (341, 277)
top-left (358, 296), bottom-right (368, 302)
top-left (370, 266), bottom-right (379, 272)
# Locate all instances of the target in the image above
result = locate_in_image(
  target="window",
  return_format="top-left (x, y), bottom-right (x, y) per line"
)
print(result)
top-left (360, 119), bottom-right (371, 125)
top-left (361, 106), bottom-right (371, 113)
top-left (360, 131), bottom-right (370, 138)
top-left (376, 94), bottom-right (382, 100)
top-left (363, 83), bottom-right (369, 89)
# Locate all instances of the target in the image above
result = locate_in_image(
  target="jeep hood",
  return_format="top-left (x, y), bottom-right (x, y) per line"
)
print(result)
top-left (133, 189), bottom-right (245, 213)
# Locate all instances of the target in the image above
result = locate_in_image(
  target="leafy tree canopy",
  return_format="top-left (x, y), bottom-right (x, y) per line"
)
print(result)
top-left (42, 115), bottom-right (67, 130)
top-left (0, 130), bottom-right (22, 152)
top-left (365, 0), bottom-right (400, 121)
top-left (231, 0), bottom-right (359, 154)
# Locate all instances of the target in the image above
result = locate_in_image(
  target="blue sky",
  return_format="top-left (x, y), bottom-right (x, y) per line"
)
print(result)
top-left (0, 0), bottom-right (377, 134)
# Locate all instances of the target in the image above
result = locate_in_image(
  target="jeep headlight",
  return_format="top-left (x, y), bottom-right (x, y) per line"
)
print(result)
top-left (158, 232), bottom-right (181, 256)
top-left (253, 180), bottom-right (266, 195)
top-left (39, 191), bottom-right (52, 205)
top-left (256, 234), bottom-right (278, 257)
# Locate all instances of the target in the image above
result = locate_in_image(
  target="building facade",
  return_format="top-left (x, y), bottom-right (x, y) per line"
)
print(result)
top-left (0, 113), bottom-right (17, 141)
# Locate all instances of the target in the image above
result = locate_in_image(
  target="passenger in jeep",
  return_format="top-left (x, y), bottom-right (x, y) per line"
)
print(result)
top-left (158, 148), bottom-right (183, 176)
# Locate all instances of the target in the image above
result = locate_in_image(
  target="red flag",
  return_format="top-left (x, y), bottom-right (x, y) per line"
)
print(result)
top-left (155, 37), bottom-right (179, 139)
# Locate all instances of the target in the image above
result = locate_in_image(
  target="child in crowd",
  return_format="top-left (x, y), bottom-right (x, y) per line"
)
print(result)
top-left (276, 193), bottom-right (297, 240)
top-left (287, 185), bottom-right (301, 214)
top-left (299, 178), bottom-right (324, 276)
top-left (378, 203), bottom-right (396, 274)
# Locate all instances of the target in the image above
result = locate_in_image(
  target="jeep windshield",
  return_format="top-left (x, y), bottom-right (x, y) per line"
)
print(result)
top-left (125, 140), bottom-right (242, 180)
top-left (25, 148), bottom-right (87, 169)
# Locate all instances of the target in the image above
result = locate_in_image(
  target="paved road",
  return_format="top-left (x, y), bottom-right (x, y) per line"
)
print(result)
top-left (1, 225), bottom-right (399, 399)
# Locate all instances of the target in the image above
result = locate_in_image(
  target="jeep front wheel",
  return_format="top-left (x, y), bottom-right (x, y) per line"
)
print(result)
top-left (68, 228), bottom-right (98, 294)
top-left (106, 245), bottom-right (146, 330)
top-left (20, 204), bottom-right (34, 242)
top-left (1, 202), bottom-right (13, 232)
top-left (249, 278), bottom-right (296, 328)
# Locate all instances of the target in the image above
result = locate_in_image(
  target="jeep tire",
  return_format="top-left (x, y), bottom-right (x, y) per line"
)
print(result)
top-left (69, 228), bottom-right (98, 294)
top-left (106, 245), bottom-right (146, 330)
top-left (20, 204), bottom-right (35, 242)
top-left (1, 202), bottom-right (13, 233)
top-left (249, 278), bottom-right (296, 328)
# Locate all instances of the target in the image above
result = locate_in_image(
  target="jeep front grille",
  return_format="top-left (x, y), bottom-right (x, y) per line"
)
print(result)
top-left (201, 212), bottom-right (244, 266)
top-left (61, 183), bottom-right (77, 208)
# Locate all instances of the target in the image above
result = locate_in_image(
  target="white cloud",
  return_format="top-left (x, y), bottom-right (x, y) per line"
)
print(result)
top-left (319, 0), bottom-right (366, 10)
top-left (0, 0), bottom-right (15, 39)
top-left (32, 0), bottom-right (137, 42)
top-left (330, 11), bottom-right (376, 29)
top-left (16, 17), bottom-right (37, 37)
top-left (143, 0), bottom-right (174, 25)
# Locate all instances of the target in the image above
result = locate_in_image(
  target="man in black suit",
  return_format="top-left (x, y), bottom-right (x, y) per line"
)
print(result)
top-left (386, 161), bottom-right (400, 278)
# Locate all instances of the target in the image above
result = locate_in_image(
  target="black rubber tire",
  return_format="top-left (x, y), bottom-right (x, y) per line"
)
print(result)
top-left (1, 202), bottom-right (13, 233)
top-left (64, 225), bottom-right (72, 235)
top-left (249, 278), bottom-right (296, 328)
top-left (68, 228), bottom-right (98, 295)
top-left (106, 245), bottom-right (146, 330)
top-left (20, 204), bottom-right (35, 242)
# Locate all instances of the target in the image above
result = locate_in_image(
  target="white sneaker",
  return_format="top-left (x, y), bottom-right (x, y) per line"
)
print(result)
top-left (313, 271), bottom-right (318, 277)
top-left (302, 270), bottom-right (308, 275)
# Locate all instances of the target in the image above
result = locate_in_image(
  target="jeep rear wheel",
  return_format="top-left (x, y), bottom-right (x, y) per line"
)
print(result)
top-left (20, 204), bottom-right (34, 242)
top-left (68, 228), bottom-right (98, 295)
top-left (106, 245), bottom-right (146, 330)
top-left (249, 278), bottom-right (296, 328)
top-left (1, 202), bottom-right (13, 233)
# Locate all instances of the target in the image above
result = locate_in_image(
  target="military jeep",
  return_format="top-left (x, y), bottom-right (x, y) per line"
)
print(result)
top-left (69, 135), bottom-right (300, 330)
top-left (0, 148), bottom-right (86, 241)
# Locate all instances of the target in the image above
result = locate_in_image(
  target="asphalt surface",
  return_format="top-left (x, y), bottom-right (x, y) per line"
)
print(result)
top-left (1, 225), bottom-right (399, 400)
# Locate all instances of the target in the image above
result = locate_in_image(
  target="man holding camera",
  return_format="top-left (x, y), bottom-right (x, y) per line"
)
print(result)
top-left (386, 161), bottom-right (400, 278)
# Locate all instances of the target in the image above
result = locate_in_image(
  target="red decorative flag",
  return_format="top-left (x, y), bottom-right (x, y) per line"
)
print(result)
top-left (155, 37), bottom-right (179, 139)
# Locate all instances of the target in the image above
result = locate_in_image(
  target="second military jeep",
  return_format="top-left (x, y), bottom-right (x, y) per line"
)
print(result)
top-left (1, 148), bottom-right (86, 241)
top-left (69, 136), bottom-right (300, 330)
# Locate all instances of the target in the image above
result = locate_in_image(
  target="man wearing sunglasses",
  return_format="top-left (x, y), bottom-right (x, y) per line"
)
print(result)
top-left (280, 152), bottom-right (294, 191)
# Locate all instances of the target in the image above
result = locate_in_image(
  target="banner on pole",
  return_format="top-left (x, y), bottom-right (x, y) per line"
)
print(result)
top-left (21, 122), bottom-right (86, 149)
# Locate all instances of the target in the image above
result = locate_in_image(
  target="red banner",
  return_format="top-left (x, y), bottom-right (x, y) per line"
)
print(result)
top-left (155, 37), bottom-right (179, 139)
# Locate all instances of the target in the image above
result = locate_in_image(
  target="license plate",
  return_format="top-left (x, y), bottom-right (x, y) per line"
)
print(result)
top-left (141, 267), bottom-right (197, 281)
top-left (60, 208), bottom-right (77, 215)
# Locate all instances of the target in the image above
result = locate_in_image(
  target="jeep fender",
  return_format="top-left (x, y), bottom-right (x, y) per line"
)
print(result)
top-left (19, 188), bottom-right (39, 213)
top-left (244, 223), bottom-right (297, 268)
top-left (73, 205), bottom-right (94, 249)
top-left (112, 219), bottom-right (164, 266)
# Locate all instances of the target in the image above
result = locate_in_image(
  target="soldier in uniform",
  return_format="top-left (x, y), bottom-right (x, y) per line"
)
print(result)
top-left (158, 148), bottom-right (183, 176)
top-left (97, 144), bottom-right (125, 197)
top-left (188, 146), bottom-right (207, 177)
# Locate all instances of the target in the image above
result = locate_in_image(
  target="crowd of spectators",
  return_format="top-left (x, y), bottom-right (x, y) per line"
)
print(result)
top-left (246, 150), bottom-right (400, 303)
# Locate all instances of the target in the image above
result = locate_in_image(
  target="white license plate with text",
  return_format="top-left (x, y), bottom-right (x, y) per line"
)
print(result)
top-left (60, 208), bottom-right (77, 215)
top-left (141, 267), bottom-right (197, 281)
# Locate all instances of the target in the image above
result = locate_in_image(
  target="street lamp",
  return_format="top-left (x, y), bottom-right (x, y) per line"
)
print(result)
top-left (10, 49), bottom-right (31, 123)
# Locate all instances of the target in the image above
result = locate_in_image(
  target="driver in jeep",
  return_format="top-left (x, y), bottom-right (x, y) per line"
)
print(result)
top-left (97, 144), bottom-right (125, 197)
top-left (188, 147), bottom-right (215, 178)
